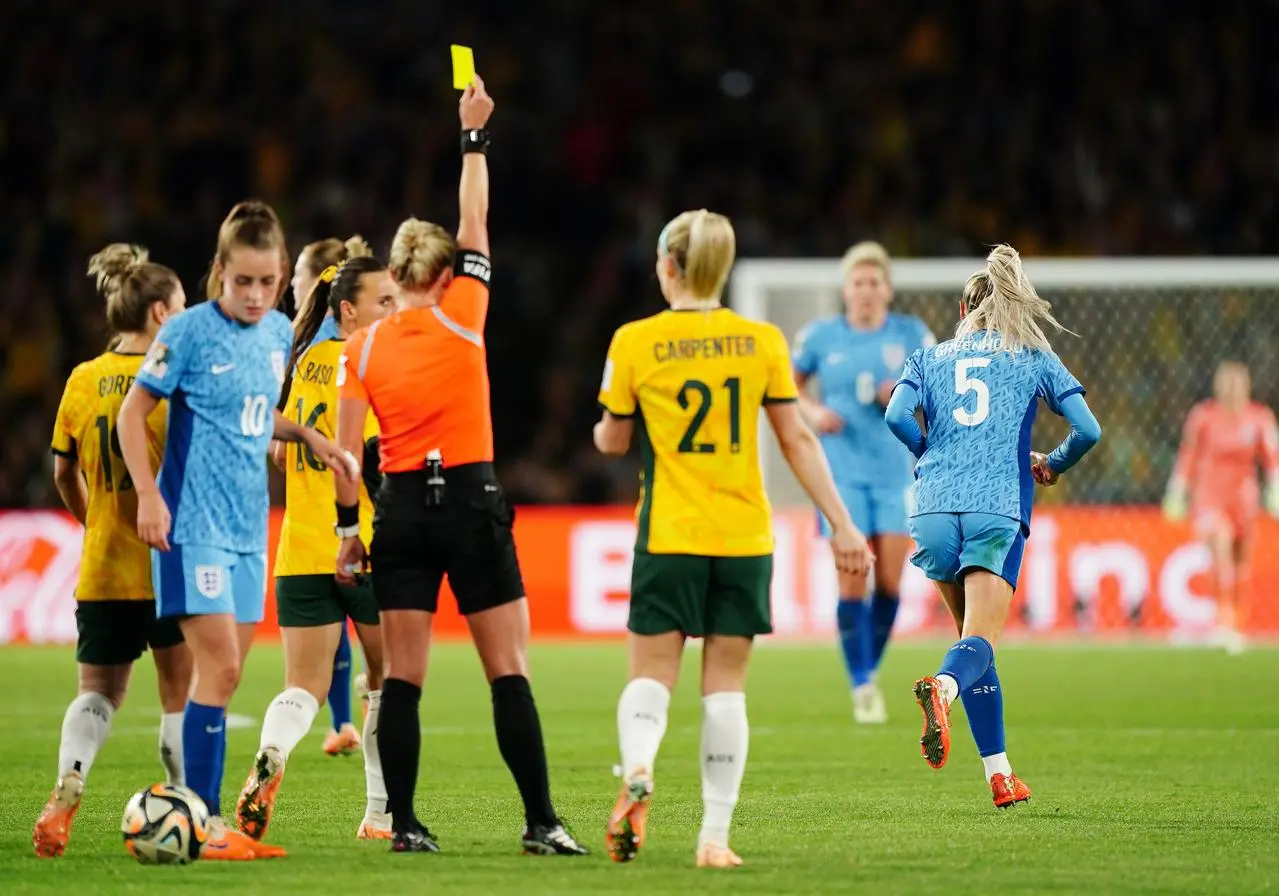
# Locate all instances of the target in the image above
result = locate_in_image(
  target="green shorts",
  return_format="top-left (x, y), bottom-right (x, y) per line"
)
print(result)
top-left (75, 600), bottom-right (184, 666)
top-left (276, 575), bottom-right (379, 628)
top-left (629, 551), bottom-right (773, 638)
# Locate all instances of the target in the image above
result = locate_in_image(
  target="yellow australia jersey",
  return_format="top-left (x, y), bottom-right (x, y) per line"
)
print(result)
top-left (51, 351), bottom-right (167, 601)
top-left (275, 337), bottom-right (378, 577)
top-left (598, 307), bottom-right (798, 556)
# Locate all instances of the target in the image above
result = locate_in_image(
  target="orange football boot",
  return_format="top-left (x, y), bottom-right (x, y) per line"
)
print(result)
top-left (323, 723), bottom-right (361, 756)
top-left (202, 817), bottom-right (287, 860)
top-left (606, 773), bottom-right (652, 863)
top-left (356, 818), bottom-right (394, 840)
top-left (32, 771), bottom-right (84, 858)
top-left (991, 773), bottom-right (1032, 809)
top-left (235, 747), bottom-right (285, 841)
top-left (912, 676), bottom-right (952, 769)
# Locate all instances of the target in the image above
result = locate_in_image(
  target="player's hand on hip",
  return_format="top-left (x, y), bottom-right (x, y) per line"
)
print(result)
top-left (136, 491), bottom-right (171, 552)
top-left (460, 74), bottom-right (495, 129)
top-left (1030, 452), bottom-right (1058, 487)
top-left (812, 405), bottom-right (845, 435)
top-left (336, 537), bottom-right (367, 586)
top-left (830, 525), bottom-right (874, 577)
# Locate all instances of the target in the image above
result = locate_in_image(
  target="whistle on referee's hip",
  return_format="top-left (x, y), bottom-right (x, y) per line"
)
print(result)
top-left (425, 449), bottom-right (446, 508)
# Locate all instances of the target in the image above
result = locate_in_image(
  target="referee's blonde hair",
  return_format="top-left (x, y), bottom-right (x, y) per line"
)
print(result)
top-left (661, 209), bottom-right (736, 302)
top-left (840, 240), bottom-right (892, 285)
top-left (956, 244), bottom-right (1071, 353)
top-left (389, 218), bottom-right (455, 291)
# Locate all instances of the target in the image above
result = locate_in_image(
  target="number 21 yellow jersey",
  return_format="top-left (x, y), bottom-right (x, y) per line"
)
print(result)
top-left (598, 308), bottom-right (798, 556)
top-left (50, 351), bottom-right (167, 600)
top-left (276, 337), bottom-right (379, 577)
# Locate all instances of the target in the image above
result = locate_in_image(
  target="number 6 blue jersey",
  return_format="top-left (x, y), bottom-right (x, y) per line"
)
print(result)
top-left (136, 302), bottom-right (293, 553)
top-left (897, 332), bottom-right (1084, 531)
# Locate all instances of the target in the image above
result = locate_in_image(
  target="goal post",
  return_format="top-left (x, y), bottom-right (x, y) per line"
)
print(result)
top-left (731, 256), bottom-right (1279, 506)
top-left (729, 256), bottom-right (1279, 638)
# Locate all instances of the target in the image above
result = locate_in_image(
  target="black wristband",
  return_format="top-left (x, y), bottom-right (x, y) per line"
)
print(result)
top-left (336, 502), bottom-right (359, 528)
top-left (461, 128), bottom-right (490, 155)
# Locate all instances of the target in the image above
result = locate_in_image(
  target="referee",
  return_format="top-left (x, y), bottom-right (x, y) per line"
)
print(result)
top-left (332, 76), bottom-right (587, 857)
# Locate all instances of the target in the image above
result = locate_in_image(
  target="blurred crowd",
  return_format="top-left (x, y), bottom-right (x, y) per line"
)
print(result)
top-left (3, 0), bottom-right (1276, 507)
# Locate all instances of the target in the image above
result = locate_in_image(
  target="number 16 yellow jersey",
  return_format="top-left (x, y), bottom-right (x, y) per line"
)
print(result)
top-left (275, 337), bottom-right (378, 577)
top-left (598, 308), bottom-right (798, 556)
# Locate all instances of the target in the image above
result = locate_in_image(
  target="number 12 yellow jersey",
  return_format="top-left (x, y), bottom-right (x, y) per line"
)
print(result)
top-left (276, 337), bottom-right (378, 577)
top-left (598, 308), bottom-right (798, 556)
top-left (51, 351), bottom-right (167, 601)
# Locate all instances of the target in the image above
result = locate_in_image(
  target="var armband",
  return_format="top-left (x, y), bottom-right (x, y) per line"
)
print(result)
top-left (453, 249), bottom-right (491, 286)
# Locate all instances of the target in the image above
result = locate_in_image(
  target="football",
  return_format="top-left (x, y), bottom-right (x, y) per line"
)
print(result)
top-left (120, 783), bottom-right (210, 865)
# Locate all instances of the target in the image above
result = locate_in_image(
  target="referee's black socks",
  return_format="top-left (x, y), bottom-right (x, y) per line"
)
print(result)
top-left (491, 675), bottom-right (557, 828)
top-left (379, 677), bottom-right (423, 834)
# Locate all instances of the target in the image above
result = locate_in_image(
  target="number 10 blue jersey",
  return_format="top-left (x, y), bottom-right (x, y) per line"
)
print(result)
top-left (136, 302), bottom-right (294, 553)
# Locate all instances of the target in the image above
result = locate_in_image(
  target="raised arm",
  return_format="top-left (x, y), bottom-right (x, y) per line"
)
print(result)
top-left (456, 75), bottom-right (494, 256)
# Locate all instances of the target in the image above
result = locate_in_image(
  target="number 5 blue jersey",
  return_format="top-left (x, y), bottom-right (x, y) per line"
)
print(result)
top-left (136, 302), bottom-right (294, 553)
top-left (898, 332), bottom-right (1084, 531)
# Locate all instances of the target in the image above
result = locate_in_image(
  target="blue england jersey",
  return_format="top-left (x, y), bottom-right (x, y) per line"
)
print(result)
top-left (136, 302), bottom-right (294, 553)
top-left (897, 332), bottom-right (1084, 530)
top-left (793, 312), bottom-right (934, 488)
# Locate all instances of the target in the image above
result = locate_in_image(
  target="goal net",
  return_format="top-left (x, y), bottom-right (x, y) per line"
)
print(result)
top-left (730, 257), bottom-right (1279, 640)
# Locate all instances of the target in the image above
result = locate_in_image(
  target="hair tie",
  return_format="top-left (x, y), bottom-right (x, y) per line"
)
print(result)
top-left (318, 265), bottom-right (339, 284)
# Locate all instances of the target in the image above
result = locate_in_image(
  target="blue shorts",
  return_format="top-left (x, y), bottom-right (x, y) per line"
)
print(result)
top-left (908, 512), bottom-right (1026, 590)
top-left (154, 545), bottom-right (268, 624)
top-left (818, 483), bottom-right (910, 538)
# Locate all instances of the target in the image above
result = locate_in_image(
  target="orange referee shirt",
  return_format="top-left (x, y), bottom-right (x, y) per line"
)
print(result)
top-left (340, 251), bottom-right (493, 472)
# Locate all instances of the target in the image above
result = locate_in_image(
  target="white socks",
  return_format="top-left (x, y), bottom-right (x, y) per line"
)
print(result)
top-left (982, 752), bottom-right (1013, 782)
top-left (937, 673), bottom-right (960, 704)
top-left (159, 712), bottom-right (185, 785)
top-left (259, 686), bottom-right (320, 759)
top-left (58, 692), bottom-right (114, 780)
top-left (699, 691), bottom-right (748, 849)
top-left (362, 689), bottom-right (389, 820)
top-left (617, 677), bottom-right (671, 779)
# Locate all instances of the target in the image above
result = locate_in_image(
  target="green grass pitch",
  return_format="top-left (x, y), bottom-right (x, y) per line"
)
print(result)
top-left (2, 641), bottom-right (1277, 894)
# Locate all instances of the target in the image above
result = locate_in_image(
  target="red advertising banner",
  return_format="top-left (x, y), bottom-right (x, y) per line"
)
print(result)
top-left (1, 507), bottom-right (1275, 644)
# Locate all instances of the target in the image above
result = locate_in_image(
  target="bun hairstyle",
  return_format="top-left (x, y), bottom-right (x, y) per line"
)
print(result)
top-left (956, 244), bottom-right (1072, 352)
top-left (87, 243), bottom-right (181, 336)
top-left (388, 218), bottom-right (455, 290)
top-left (207, 200), bottom-right (287, 299)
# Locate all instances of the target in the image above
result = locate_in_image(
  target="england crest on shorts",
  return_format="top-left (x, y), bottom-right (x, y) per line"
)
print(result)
top-left (271, 350), bottom-right (286, 385)
top-left (194, 565), bottom-right (225, 599)
top-left (882, 343), bottom-right (906, 370)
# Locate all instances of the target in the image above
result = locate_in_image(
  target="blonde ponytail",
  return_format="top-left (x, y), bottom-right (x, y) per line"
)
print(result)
top-left (660, 209), bottom-right (736, 302)
top-left (955, 244), bottom-right (1072, 352)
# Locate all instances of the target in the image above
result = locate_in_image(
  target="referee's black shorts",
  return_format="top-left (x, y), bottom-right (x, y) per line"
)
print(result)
top-left (370, 462), bottom-right (526, 615)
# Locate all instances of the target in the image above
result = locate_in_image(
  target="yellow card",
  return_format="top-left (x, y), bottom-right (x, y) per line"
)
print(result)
top-left (451, 45), bottom-right (475, 90)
